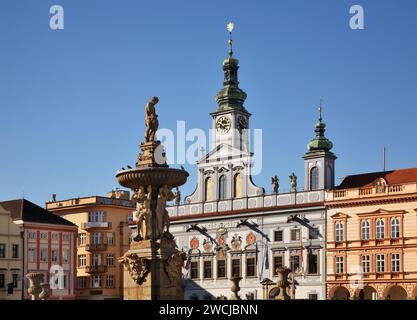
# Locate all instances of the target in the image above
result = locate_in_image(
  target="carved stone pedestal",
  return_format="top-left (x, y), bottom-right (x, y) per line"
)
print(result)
top-left (120, 236), bottom-right (185, 300)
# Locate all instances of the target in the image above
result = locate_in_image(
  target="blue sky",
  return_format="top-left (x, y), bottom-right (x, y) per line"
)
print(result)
top-left (1, 0), bottom-right (416, 206)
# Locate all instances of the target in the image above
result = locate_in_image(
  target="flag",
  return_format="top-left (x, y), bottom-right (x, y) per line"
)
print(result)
top-left (300, 235), bottom-right (304, 272)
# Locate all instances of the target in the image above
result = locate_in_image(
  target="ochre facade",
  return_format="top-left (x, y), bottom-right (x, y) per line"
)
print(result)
top-left (46, 190), bottom-right (135, 300)
top-left (325, 168), bottom-right (417, 300)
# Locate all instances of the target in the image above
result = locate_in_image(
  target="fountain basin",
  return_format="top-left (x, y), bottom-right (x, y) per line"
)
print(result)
top-left (116, 167), bottom-right (189, 189)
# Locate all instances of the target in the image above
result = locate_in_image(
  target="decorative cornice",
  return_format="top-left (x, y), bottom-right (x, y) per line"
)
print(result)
top-left (325, 194), bottom-right (417, 209)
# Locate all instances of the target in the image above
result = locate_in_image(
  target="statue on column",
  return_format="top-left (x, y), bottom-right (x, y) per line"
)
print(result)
top-left (289, 173), bottom-right (297, 193)
top-left (156, 185), bottom-right (175, 238)
top-left (145, 96), bottom-right (159, 142)
top-left (271, 175), bottom-right (279, 193)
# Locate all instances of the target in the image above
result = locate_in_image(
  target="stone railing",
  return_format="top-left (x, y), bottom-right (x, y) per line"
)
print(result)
top-left (167, 190), bottom-right (324, 218)
top-left (46, 197), bottom-right (134, 209)
top-left (326, 183), bottom-right (417, 201)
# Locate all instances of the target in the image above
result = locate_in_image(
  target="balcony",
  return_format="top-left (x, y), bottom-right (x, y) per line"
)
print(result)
top-left (81, 222), bottom-right (112, 230)
top-left (85, 243), bottom-right (108, 252)
top-left (85, 265), bottom-right (107, 274)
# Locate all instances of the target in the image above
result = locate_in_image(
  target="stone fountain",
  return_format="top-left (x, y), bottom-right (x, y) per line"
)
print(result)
top-left (117, 96), bottom-right (189, 300)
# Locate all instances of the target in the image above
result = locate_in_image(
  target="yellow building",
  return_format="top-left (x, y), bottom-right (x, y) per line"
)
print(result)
top-left (46, 189), bottom-right (135, 300)
top-left (325, 168), bottom-right (417, 300)
top-left (0, 204), bottom-right (23, 300)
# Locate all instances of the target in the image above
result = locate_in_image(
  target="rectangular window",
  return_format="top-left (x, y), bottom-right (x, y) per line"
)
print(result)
top-left (78, 255), bottom-right (86, 267)
top-left (274, 230), bottom-right (283, 242)
top-left (232, 259), bottom-right (241, 277)
top-left (307, 253), bottom-right (318, 274)
top-left (309, 228), bottom-right (319, 240)
top-left (361, 255), bottom-right (371, 273)
top-left (40, 233), bottom-right (48, 240)
top-left (291, 229), bottom-right (300, 241)
top-left (28, 232), bottom-right (36, 239)
top-left (12, 244), bottom-right (19, 259)
top-left (89, 212), bottom-right (104, 223)
top-left (51, 233), bottom-right (58, 241)
top-left (62, 234), bottom-right (70, 241)
top-left (203, 260), bottom-right (212, 279)
top-left (91, 275), bottom-right (101, 288)
top-left (273, 255), bottom-right (283, 275)
top-left (290, 255), bottom-right (300, 272)
top-left (335, 256), bottom-right (344, 274)
top-left (62, 275), bottom-right (67, 289)
top-left (0, 244), bottom-right (6, 258)
top-left (376, 254), bottom-right (385, 273)
top-left (217, 260), bottom-right (226, 278)
top-left (93, 254), bottom-right (101, 266)
top-left (12, 274), bottom-right (18, 288)
top-left (63, 249), bottom-right (69, 263)
top-left (0, 274), bottom-right (5, 288)
top-left (51, 249), bottom-right (59, 263)
top-left (92, 233), bottom-right (102, 245)
top-left (190, 261), bottom-right (199, 279)
top-left (107, 233), bottom-right (114, 245)
top-left (308, 293), bottom-right (318, 300)
top-left (28, 247), bottom-right (36, 263)
top-left (391, 253), bottom-right (400, 273)
top-left (106, 254), bottom-right (115, 266)
top-left (77, 277), bottom-right (87, 289)
top-left (106, 275), bottom-right (114, 288)
top-left (40, 248), bottom-right (48, 262)
top-left (78, 233), bottom-right (86, 246)
top-left (246, 257), bottom-right (256, 277)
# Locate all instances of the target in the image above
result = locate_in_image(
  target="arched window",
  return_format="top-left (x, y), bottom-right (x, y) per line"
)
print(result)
top-left (391, 218), bottom-right (400, 238)
top-left (233, 173), bottom-right (242, 198)
top-left (205, 177), bottom-right (214, 201)
top-left (335, 222), bottom-right (344, 242)
top-left (376, 219), bottom-right (385, 239)
top-left (310, 167), bottom-right (319, 191)
top-left (361, 220), bottom-right (370, 240)
top-left (219, 175), bottom-right (227, 200)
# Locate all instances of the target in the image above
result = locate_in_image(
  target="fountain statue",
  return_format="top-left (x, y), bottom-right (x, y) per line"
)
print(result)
top-left (117, 96), bottom-right (189, 300)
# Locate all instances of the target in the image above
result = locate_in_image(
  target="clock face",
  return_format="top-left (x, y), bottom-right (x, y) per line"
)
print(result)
top-left (237, 116), bottom-right (247, 132)
top-left (216, 116), bottom-right (231, 134)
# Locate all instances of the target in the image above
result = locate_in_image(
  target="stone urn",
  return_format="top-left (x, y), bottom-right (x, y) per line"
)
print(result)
top-left (26, 273), bottom-right (44, 300)
top-left (274, 267), bottom-right (291, 300)
top-left (230, 276), bottom-right (242, 300)
top-left (39, 282), bottom-right (50, 300)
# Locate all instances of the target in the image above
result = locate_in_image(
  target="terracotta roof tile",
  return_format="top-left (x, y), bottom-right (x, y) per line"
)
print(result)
top-left (337, 167), bottom-right (417, 189)
top-left (0, 199), bottom-right (77, 227)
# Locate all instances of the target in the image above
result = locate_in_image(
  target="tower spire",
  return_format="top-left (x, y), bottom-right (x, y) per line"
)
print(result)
top-left (214, 22), bottom-right (248, 113)
top-left (306, 98), bottom-right (334, 152)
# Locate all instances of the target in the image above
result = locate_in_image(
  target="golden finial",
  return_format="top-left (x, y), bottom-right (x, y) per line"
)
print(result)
top-left (227, 22), bottom-right (234, 57)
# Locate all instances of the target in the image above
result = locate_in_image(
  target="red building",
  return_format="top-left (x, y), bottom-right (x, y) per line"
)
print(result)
top-left (1, 199), bottom-right (78, 300)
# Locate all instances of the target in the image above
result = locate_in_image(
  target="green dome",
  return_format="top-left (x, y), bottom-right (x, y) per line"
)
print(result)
top-left (307, 121), bottom-right (333, 151)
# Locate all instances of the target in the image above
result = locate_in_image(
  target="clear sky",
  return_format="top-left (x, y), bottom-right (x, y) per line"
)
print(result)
top-left (1, 0), bottom-right (416, 206)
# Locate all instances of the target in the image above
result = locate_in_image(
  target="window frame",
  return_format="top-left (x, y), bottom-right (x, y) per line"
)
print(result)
top-left (361, 220), bottom-right (370, 240)
top-left (376, 254), bottom-right (385, 273)
top-left (376, 219), bottom-right (385, 240)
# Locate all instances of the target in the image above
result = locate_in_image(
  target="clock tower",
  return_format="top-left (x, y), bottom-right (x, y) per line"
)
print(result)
top-left (210, 23), bottom-right (251, 152)
top-left (184, 22), bottom-right (263, 204)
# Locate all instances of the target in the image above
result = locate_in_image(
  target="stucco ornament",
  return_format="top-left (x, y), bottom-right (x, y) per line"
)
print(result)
top-left (165, 251), bottom-right (187, 283)
top-left (119, 253), bottom-right (151, 285)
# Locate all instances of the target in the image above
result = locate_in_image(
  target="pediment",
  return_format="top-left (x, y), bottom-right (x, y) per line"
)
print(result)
top-left (330, 212), bottom-right (351, 219)
top-left (357, 208), bottom-right (406, 216)
top-left (197, 143), bottom-right (252, 164)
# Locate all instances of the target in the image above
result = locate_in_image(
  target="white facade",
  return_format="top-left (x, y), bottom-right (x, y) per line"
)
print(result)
top-left (166, 45), bottom-right (336, 300)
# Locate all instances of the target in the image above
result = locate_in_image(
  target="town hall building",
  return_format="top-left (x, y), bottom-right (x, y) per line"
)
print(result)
top-left (166, 31), bottom-right (337, 300)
